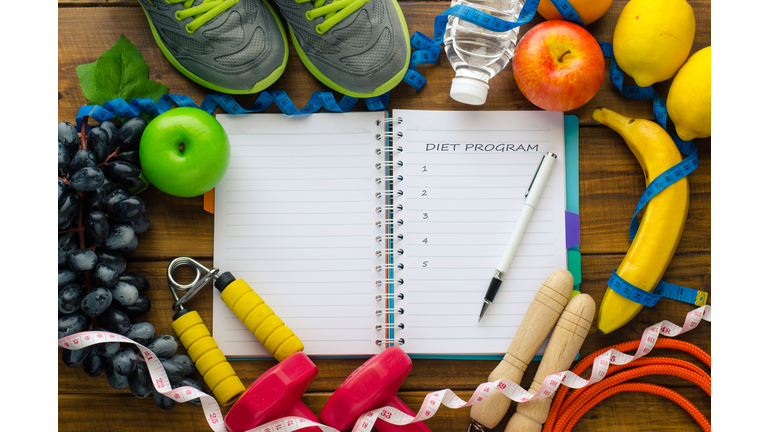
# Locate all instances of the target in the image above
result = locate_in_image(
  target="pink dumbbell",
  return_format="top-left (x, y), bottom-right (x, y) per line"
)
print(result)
top-left (225, 352), bottom-right (321, 432)
top-left (320, 346), bottom-right (431, 432)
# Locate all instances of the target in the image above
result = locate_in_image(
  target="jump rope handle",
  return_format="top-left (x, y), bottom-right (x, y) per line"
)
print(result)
top-left (216, 272), bottom-right (305, 362)
top-left (172, 309), bottom-right (245, 406)
top-left (469, 269), bottom-right (575, 430)
top-left (504, 293), bottom-right (596, 432)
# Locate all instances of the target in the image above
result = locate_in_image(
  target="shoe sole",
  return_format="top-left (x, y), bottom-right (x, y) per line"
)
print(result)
top-left (140, 0), bottom-right (289, 95)
top-left (287, 0), bottom-right (411, 98)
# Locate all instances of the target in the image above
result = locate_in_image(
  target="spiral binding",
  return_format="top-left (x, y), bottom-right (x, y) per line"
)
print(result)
top-left (375, 145), bottom-right (403, 155)
top-left (375, 233), bottom-right (404, 242)
top-left (376, 308), bottom-right (405, 317)
top-left (375, 338), bottom-right (405, 346)
top-left (375, 219), bottom-right (404, 229)
top-left (375, 204), bottom-right (403, 213)
top-left (375, 248), bottom-right (404, 257)
top-left (376, 117), bottom-right (403, 126)
top-left (376, 263), bottom-right (405, 272)
top-left (375, 174), bottom-right (404, 183)
top-left (375, 131), bottom-right (404, 141)
top-left (375, 161), bottom-right (403, 170)
top-left (376, 190), bottom-right (404, 199)
top-left (376, 293), bottom-right (405, 301)
top-left (376, 323), bottom-right (405, 331)
top-left (375, 278), bottom-right (404, 287)
top-left (374, 116), bottom-right (405, 348)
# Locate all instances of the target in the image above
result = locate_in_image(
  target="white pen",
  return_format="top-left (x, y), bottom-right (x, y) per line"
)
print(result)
top-left (478, 152), bottom-right (558, 322)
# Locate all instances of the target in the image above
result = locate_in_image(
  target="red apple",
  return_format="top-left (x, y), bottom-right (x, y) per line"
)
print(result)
top-left (512, 20), bottom-right (604, 112)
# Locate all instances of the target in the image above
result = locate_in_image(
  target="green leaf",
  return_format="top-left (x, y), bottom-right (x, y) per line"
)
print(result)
top-left (76, 35), bottom-right (166, 195)
top-left (128, 172), bottom-right (150, 196)
top-left (75, 62), bottom-right (100, 103)
top-left (76, 35), bottom-right (167, 107)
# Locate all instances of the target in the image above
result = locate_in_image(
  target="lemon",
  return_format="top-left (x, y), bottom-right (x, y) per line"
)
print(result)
top-left (667, 46), bottom-right (711, 140)
top-left (613, 0), bottom-right (695, 87)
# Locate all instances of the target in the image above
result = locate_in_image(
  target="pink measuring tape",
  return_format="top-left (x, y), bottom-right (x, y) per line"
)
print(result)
top-left (58, 305), bottom-right (710, 432)
top-left (58, 331), bottom-right (228, 431)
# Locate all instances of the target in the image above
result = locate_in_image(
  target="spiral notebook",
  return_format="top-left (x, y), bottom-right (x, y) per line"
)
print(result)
top-left (212, 110), bottom-right (580, 358)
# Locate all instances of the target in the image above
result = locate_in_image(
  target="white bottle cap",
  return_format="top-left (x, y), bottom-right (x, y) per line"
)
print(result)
top-left (450, 77), bottom-right (489, 105)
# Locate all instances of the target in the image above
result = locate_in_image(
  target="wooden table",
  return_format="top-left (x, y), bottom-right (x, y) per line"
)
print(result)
top-left (58, 1), bottom-right (711, 431)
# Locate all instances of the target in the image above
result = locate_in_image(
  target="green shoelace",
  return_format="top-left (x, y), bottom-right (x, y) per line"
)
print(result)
top-left (167, 0), bottom-right (240, 33)
top-left (299, 0), bottom-right (370, 34)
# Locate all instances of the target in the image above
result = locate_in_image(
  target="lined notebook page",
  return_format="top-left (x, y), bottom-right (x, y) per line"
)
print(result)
top-left (213, 112), bottom-right (385, 357)
top-left (393, 110), bottom-right (568, 356)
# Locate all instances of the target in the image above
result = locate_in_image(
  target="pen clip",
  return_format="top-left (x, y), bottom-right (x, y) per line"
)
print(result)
top-left (526, 153), bottom-right (557, 197)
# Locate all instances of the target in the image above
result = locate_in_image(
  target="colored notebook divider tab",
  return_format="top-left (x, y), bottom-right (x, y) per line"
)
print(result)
top-left (564, 211), bottom-right (580, 250)
top-left (225, 305), bottom-right (711, 432)
top-left (563, 115), bottom-right (581, 291)
top-left (75, 90), bottom-right (390, 131)
top-left (58, 330), bottom-right (227, 432)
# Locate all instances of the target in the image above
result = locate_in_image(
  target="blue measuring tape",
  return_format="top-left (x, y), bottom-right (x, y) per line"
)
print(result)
top-left (547, 0), bottom-right (586, 27)
top-left (75, 90), bottom-right (389, 131)
top-left (403, 0), bottom-right (590, 90)
top-left (608, 271), bottom-right (708, 307)
top-left (596, 41), bottom-right (706, 307)
top-left (598, 42), bottom-right (670, 130)
top-left (404, 0), bottom-right (542, 90)
top-left (628, 138), bottom-right (698, 242)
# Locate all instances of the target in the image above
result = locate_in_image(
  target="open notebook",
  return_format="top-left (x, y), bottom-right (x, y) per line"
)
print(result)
top-left (212, 110), bottom-right (579, 358)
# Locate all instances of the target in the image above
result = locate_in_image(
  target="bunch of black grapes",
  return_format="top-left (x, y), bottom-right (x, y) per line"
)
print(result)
top-left (58, 118), bottom-right (206, 409)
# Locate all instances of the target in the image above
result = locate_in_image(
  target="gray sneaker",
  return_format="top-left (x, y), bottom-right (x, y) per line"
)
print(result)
top-left (272, 0), bottom-right (410, 97)
top-left (138, 0), bottom-right (289, 94)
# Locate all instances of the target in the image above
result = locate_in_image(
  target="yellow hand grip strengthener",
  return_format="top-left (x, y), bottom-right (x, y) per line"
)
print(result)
top-left (167, 258), bottom-right (305, 406)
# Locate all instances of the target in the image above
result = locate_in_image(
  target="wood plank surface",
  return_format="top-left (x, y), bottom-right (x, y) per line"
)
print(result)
top-left (58, 1), bottom-right (712, 127)
top-left (58, 1), bottom-right (712, 432)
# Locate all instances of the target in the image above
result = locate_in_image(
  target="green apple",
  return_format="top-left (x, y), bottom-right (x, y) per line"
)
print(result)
top-left (139, 107), bottom-right (230, 198)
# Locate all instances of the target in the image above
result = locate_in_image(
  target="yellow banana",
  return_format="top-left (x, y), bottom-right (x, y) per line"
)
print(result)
top-left (592, 107), bottom-right (689, 334)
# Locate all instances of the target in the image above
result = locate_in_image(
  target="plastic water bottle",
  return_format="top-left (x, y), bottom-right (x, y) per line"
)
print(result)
top-left (444, 0), bottom-right (524, 105)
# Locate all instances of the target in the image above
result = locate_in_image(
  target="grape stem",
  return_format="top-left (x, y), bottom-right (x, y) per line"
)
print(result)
top-left (63, 117), bottom-right (129, 330)
top-left (79, 117), bottom-right (97, 330)
top-left (96, 145), bottom-right (123, 168)
top-left (80, 118), bottom-right (88, 151)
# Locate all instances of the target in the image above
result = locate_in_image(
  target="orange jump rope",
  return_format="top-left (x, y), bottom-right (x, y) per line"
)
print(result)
top-left (543, 339), bottom-right (712, 432)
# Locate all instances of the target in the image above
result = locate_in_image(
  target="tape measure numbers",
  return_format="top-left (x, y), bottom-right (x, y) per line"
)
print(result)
top-left (58, 331), bottom-right (227, 432)
top-left (58, 306), bottom-right (710, 432)
top-left (608, 270), bottom-right (708, 307)
top-left (216, 305), bottom-right (711, 432)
